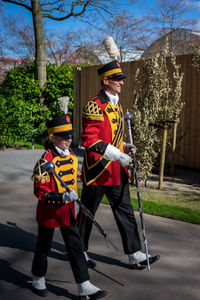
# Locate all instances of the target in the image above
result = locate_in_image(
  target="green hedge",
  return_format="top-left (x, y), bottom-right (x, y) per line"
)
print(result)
top-left (0, 63), bottom-right (75, 148)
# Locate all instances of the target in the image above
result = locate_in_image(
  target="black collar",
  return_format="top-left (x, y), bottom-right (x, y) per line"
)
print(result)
top-left (97, 89), bottom-right (110, 104)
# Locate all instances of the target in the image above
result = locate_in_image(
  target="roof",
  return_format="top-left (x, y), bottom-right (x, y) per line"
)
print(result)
top-left (142, 28), bottom-right (200, 58)
top-left (93, 47), bottom-right (143, 63)
top-left (0, 57), bottom-right (23, 62)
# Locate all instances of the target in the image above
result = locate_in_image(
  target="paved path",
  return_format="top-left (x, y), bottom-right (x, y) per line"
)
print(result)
top-left (0, 149), bottom-right (200, 299)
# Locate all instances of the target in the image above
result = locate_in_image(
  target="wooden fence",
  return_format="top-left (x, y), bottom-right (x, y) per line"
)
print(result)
top-left (73, 54), bottom-right (200, 170)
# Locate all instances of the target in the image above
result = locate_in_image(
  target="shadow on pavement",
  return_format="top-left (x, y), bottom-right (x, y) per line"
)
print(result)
top-left (0, 221), bottom-right (68, 261)
top-left (0, 221), bottom-right (79, 299)
top-left (0, 258), bottom-right (78, 299)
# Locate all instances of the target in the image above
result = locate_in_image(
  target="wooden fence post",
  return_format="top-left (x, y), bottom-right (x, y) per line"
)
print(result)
top-left (170, 121), bottom-right (178, 176)
top-left (159, 127), bottom-right (168, 190)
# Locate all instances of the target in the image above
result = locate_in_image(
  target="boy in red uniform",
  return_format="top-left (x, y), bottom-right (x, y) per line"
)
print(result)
top-left (31, 114), bottom-right (107, 299)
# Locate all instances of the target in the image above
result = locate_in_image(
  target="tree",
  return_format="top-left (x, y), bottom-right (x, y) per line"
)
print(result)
top-left (45, 29), bottom-right (90, 65)
top-left (86, 9), bottom-right (149, 62)
top-left (146, 0), bottom-right (199, 49)
top-left (132, 40), bottom-right (184, 183)
top-left (0, 12), bottom-right (35, 59)
top-left (149, 0), bottom-right (196, 32)
top-left (2, 0), bottom-right (116, 89)
top-left (31, 0), bottom-right (46, 88)
top-left (0, 10), bottom-right (83, 65)
top-left (101, 11), bottom-right (147, 61)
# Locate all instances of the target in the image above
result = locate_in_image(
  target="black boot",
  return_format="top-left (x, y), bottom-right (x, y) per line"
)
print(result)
top-left (78, 280), bottom-right (107, 300)
top-left (31, 276), bottom-right (48, 297)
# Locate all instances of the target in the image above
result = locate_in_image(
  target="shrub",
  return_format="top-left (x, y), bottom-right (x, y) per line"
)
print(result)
top-left (132, 40), bottom-right (184, 181)
top-left (0, 63), bottom-right (75, 147)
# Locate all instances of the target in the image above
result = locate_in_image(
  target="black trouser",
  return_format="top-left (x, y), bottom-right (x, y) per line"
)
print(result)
top-left (31, 216), bottom-right (90, 284)
top-left (77, 168), bottom-right (142, 254)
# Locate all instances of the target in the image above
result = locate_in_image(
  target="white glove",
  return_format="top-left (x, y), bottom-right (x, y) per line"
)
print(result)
top-left (62, 189), bottom-right (78, 203)
top-left (118, 152), bottom-right (132, 167)
top-left (104, 143), bottom-right (132, 167)
top-left (123, 142), bottom-right (137, 155)
top-left (104, 143), bottom-right (121, 161)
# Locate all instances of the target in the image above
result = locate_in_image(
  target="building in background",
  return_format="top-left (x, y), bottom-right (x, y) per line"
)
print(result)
top-left (0, 57), bottom-right (24, 82)
top-left (142, 28), bottom-right (200, 59)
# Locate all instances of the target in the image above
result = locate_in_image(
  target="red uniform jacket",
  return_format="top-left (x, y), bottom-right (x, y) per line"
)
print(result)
top-left (32, 148), bottom-right (78, 228)
top-left (81, 90), bottom-right (129, 186)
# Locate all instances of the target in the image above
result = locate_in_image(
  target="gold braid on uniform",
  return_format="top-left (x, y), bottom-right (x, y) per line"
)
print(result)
top-left (31, 157), bottom-right (50, 184)
top-left (82, 101), bottom-right (104, 121)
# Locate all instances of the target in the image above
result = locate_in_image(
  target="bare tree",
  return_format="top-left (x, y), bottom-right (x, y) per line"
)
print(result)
top-left (1, 13), bottom-right (35, 58)
top-left (149, 0), bottom-right (197, 34)
top-left (147, 0), bottom-right (198, 44)
top-left (2, 0), bottom-right (116, 89)
top-left (138, 0), bottom-right (200, 58)
top-left (96, 10), bottom-right (149, 61)
top-left (68, 9), bottom-right (150, 63)
top-left (45, 29), bottom-right (87, 65)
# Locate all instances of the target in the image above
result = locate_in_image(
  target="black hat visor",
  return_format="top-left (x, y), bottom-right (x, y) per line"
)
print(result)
top-left (54, 130), bottom-right (74, 138)
top-left (107, 74), bottom-right (126, 80)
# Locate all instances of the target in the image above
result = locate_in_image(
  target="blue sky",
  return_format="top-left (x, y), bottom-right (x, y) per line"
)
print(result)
top-left (1, 0), bottom-right (200, 58)
top-left (1, 0), bottom-right (200, 32)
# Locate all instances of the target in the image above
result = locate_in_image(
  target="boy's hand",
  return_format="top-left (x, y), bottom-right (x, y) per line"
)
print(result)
top-left (62, 189), bottom-right (78, 203)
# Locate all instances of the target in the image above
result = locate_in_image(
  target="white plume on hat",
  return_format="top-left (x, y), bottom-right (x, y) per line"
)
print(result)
top-left (58, 96), bottom-right (69, 114)
top-left (103, 36), bottom-right (120, 59)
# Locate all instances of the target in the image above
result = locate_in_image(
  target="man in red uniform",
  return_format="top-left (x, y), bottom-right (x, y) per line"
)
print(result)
top-left (31, 114), bottom-right (107, 299)
top-left (77, 60), bottom-right (159, 269)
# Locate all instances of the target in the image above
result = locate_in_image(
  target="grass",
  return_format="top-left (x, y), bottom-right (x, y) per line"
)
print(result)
top-left (1, 137), bottom-right (45, 150)
top-left (101, 194), bottom-right (200, 224)
top-left (130, 198), bottom-right (200, 224)
top-left (14, 140), bottom-right (44, 149)
top-left (78, 183), bottom-right (200, 224)
top-left (134, 189), bottom-right (200, 210)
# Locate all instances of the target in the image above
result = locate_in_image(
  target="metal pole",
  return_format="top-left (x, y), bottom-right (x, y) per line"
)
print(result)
top-left (77, 67), bottom-right (81, 148)
top-left (32, 138), bottom-right (35, 150)
top-left (124, 111), bottom-right (151, 271)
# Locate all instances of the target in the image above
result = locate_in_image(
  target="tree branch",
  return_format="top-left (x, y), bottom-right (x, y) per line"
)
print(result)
top-left (42, 0), bottom-right (91, 20)
top-left (2, 0), bottom-right (32, 12)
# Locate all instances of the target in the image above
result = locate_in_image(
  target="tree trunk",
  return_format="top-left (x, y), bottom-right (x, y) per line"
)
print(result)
top-left (31, 0), bottom-right (46, 89)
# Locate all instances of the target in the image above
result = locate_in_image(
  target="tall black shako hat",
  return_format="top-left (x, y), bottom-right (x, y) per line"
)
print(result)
top-left (97, 60), bottom-right (126, 80)
top-left (46, 114), bottom-right (74, 137)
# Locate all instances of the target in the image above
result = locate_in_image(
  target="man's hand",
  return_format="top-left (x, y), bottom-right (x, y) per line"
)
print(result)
top-left (118, 152), bottom-right (132, 167)
top-left (104, 143), bottom-right (132, 167)
top-left (123, 142), bottom-right (136, 155)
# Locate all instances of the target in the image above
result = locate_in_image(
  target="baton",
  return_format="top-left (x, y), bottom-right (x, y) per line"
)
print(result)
top-left (124, 111), bottom-right (151, 271)
top-left (43, 162), bottom-right (119, 252)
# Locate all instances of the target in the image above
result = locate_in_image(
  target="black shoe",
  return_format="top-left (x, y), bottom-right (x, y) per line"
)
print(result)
top-left (87, 259), bottom-right (97, 269)
top-left (129, 263), bottom-right (146, 270)
top-left (140, 255), bottom-right (160, 266)
top-left (31, 285), bottom-right (48, 297)
top-left (79, 290), bottom-right (107, 299)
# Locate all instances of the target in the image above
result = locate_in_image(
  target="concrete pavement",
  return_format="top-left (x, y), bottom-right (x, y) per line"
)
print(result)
top-left (0, 149), bottom-right (200, 300)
